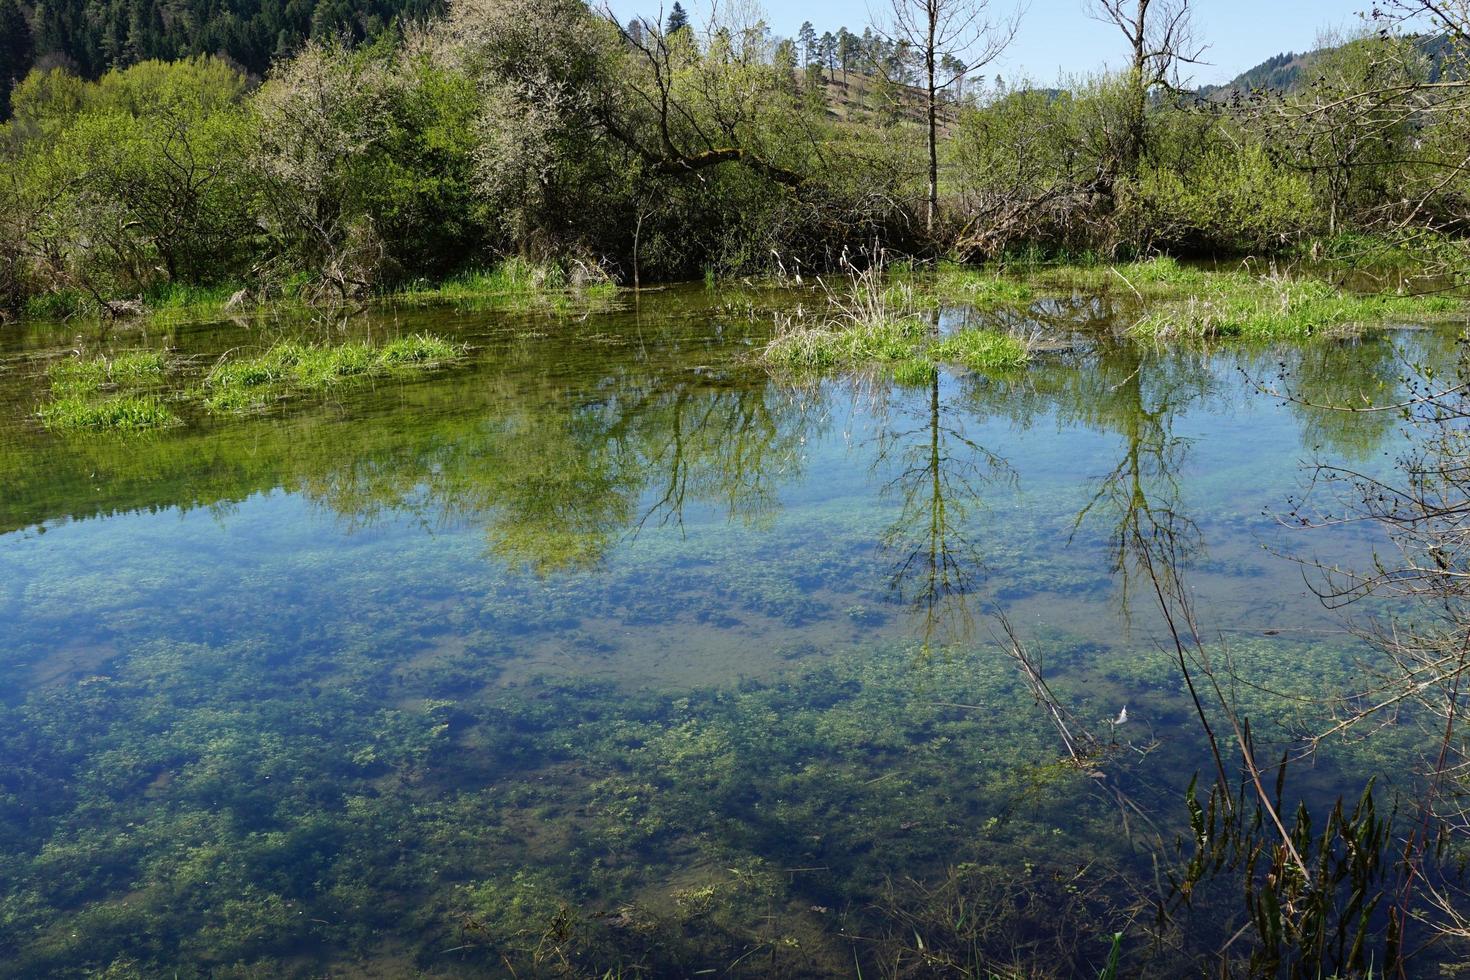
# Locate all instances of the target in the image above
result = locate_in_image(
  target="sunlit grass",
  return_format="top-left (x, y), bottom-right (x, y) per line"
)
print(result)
top-left (934, 264), bottom-right (1036, 305)
top-left (1132, 276), bottom-right (1463, 341)
top-left (392, 259), bottom-right (620, 313)
top-left (931, 329), bottom-right (1031, 371)
top-left (762, 316), bottom-right (928, 370)
top-left (39, 394), bottom-right (177, 431)
top-left (48, 350), bottom-right (168, 395)
top-left (204, 334), bottom-right (463, 412)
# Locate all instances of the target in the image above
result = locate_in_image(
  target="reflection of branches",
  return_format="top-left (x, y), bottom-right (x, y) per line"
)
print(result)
top-left (876, 370), bottom-right (1012, 654)
top-left (301, 362), bottom-right (817, 575)
top-left (1280, 347), bottom-right (1470, 956)
top-left (1070, 347), bottom-right (1205, 620)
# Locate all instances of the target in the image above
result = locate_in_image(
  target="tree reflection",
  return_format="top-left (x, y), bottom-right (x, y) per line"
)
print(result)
top-left (1068, 346), bottom-right (1207, 616)
top-left (874, 367), bottom-right (1012, 656)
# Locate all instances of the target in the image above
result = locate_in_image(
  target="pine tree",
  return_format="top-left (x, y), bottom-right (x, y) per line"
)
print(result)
top-left (836, 28), bottom-right (854, 85)
top-left (797, 20), bottom-right (816, 66)
top-left (665, 2), bottom-right (688, 36)
top-left (0, 0), bottom-right (35, 120)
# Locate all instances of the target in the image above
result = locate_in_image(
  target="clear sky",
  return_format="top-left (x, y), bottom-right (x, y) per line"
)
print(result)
top-left (602, 1), bottom-right (1375, 86)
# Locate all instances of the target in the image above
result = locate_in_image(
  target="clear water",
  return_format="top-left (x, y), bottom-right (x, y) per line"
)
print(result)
top-left (0, 288), bottom-right (1459, 976)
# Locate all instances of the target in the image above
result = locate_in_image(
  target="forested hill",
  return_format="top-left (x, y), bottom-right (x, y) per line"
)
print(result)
top-left (1199, 33), bottom-right (1459, 100)
top-left (0, 0), bottom-right (439, 114)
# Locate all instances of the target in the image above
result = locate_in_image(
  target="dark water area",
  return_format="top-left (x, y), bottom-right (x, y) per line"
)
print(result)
top-left (0, 287), bottom-right (1463, 976)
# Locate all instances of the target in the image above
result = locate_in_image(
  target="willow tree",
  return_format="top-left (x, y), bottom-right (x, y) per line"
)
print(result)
top-left (881, 0), bottom-right (1019, 233)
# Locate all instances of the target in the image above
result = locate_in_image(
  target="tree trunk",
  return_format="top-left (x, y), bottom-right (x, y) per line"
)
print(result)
top-left (926, 7), bottom-right (939, 233)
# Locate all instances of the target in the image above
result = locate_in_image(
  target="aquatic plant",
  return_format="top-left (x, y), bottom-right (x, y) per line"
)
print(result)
top-left (932, 328), bottom-right (1031, 372)
top-left (391, 258), bottom-right (619, 314)
top-left (204, 335), bottom-right (462, 411)
top-left (48, 350), bottom-right (168, 395)
top-left (1132, 274), bottom-right (1463, 341)
top-left (934, 264), bottom-right (1036, 305)
top-left (39, 394), bottom-right (178, 430)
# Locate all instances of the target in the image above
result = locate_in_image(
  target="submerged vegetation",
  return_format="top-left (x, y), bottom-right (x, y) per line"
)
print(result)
top-left (3, 314), bottom-right (1468, 975)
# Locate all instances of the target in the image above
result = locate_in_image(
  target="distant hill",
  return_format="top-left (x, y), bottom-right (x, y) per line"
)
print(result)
top-left (1197, 34), bottom-right (1459, 100)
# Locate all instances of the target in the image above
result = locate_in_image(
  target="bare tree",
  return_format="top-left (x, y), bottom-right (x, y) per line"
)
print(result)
top-left (880, 0), bottom-right (1021, 233)
top-left (1087, 0), bottom-right (1205, 181)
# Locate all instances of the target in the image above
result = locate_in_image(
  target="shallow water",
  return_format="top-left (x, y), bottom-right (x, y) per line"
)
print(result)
top-left (0, 287), bottom-right (1461, 976)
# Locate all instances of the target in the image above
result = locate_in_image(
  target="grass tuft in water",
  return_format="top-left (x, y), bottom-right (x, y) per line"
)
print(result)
top-left (377, 334), bottom-right (461, 366)
top-left (763, 316), bottom-right (928, 369)
top-left (48, 350), bottom-right (168, 395)
top-left (393, 259), bottom-right (618, 314)
top-left (932, 329), bottom-right (1032, 371)
top-left (892, 357), bottom-right (938, 387)
top-left (935, 264), bottom-right (1036, 305)
top-left (204, 335), bottom-right (463, 412)
top-left (39, 394), bottom-right (177, 431)
top-left (1132, 276), bottom-right (1462, 341)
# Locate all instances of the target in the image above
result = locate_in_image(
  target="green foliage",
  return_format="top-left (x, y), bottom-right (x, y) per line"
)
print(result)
top-left (763, 314), bottom-right (928, 369)
top-left (48, 350), bottom-right (167, 395)
top-left (1, 0), bottom-right (1468, 324)
top-left (932, 328), bottom-right (1031, 371)
top-left (1126, 144), bottom-right (1318, 253)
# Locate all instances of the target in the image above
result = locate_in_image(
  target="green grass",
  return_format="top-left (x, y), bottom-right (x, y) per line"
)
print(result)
top-left (1131, 276), bottom-right (1462, 341)
top-left (39, 394), bottom-right (177, 431)
top-left (763, 315), bottom-right (1031, 376)
top-left (762, 317), bottom-right (929, 370)
top-left (392, 259), bottom-right (619, 313)
top-left (934, 264), bottom-right (1036, 305)
top-left (378, 334), bottom-right (461, 365)
top-left (48, 350), bottom-right (168, 395)
top-left (932, 329), bottom-right (1031, 371)
top-left (892, 357), bottom-right (938, 387)
top-left (204, 334), bottom-right (463, 412)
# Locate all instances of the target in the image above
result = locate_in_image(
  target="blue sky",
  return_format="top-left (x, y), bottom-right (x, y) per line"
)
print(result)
top-left (602, 1), bottom-right (1374, 86)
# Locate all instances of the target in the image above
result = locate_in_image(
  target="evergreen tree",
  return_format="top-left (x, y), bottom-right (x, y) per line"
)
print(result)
top-left (0, 0), bottom-right (34, 119)
top-left (836, 28), bottom-right (856, 86)
top-left (665, 2), bottom-right (688, 36)
top-left (797, 20), bottom-right (816, 66)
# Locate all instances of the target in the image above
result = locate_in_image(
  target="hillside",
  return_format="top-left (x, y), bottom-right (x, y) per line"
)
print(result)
top-left (1198, 33), bottom-right (1459, 100)
top-left (0, 0), bottom-right (440, 116)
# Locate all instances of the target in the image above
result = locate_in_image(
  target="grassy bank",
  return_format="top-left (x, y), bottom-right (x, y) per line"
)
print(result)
top-left (929, 256), bottom-right (1463, 341)
top-left (17, 260), bottom-right (622, 327)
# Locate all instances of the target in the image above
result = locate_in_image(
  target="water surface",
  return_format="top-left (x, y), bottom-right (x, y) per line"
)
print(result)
top-left (0, 288), bottom-right (1456, 976)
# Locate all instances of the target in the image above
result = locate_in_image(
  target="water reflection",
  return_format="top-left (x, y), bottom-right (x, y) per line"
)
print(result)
top-left (874, 369), bottom-right (1011, 655)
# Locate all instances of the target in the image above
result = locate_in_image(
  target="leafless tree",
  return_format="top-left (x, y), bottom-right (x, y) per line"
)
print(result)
top-left (879, 0), bottom-right (1021, 233)
top-left (1087, 0), bottom-right (1205, 180)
